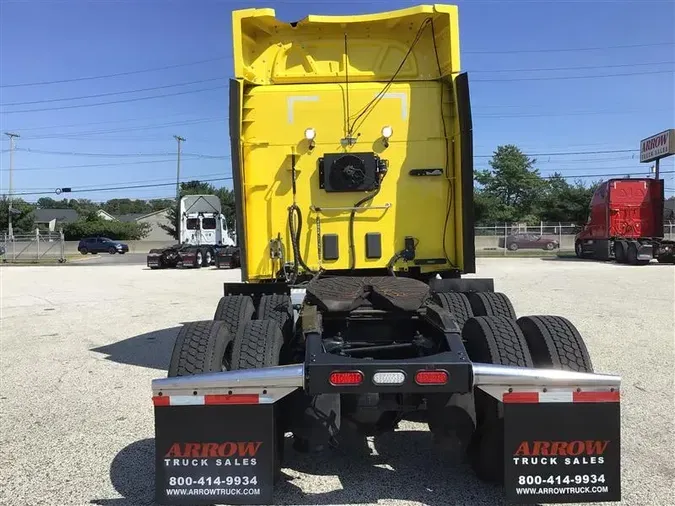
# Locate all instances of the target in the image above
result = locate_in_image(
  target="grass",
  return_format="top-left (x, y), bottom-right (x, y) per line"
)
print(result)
top-left (1, 254), bottom-right (91, 265)
top-left (475, 249), bottom-right (577, 258)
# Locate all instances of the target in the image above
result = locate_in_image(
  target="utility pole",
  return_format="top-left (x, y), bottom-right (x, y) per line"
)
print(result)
top-left (173, 135), bottom-right (185, 201)
top-left (4, 132), bottom-right (19, 239)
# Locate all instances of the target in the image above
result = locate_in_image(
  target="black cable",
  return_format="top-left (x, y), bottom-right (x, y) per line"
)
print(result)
top-left (348, 186), bottom-right (381, 271)
top-left (428, 18), bottom-right (457, 271)
top-left (348, 17), bottom-right (432, 135)
top-left (287, 154), bottom-right (315, 283)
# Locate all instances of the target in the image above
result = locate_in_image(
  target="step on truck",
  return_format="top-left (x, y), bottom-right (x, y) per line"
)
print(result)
top-left (575, 177), bottom-right (675, 264)
top-left (151, 5), bottom-right (622, 505)
top-left (146, 194), bottom-right (241, 270)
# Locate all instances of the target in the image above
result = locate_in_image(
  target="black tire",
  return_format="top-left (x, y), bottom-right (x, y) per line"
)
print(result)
top-left (614, 241), bottom-right (627, 264)
top-left (517, 315), bottom-right (593, 372)
top-left (626, 241), bottom-right (649, 265)
top-left (508, 242), bottom-right (518, 251)
top-left (80, 248), bottom-right (88, 255)
top-left (544, 242), bottom-right (556, 250)
top-left (462, 316), bottom-right (533, 484)
top-left (231, 319), bottom-right (284, 370)
top-left (231, 320), bottom-right (285, 481)
top-left (194, 250), bottom-right (203, 268)
top-left (167, 320), bottom-right (234, 377)
top-left (202, 249), bottom-right (213, 267)
top-left (108, 247), bottom-right (117, 255)
top-left (432, 292), bottom-right (474, 328)
top-left (462, 316), bottom-right (533, 369)
top-left (257, 294), bottom-right (294, 342)
top-left (465, 292), bottom-right (516, 320)
top-left (214, 295), bottom-right (255, 337)
top-left (575, 240), bottom-right (585, 259)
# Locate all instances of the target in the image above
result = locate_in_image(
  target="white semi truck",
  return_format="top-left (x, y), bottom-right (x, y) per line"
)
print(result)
top-left (146, 195), bottom-right (240, 269)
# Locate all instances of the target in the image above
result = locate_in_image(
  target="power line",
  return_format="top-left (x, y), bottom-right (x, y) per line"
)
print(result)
top-left (0, 56), bottom-right (229, 88)
top-left (9, 176), bottom-right (234, 197)
top-left (14, 148), bottom-right (229, 159)
top-left (468, 60), bottom-right (675, 73)
top-left (472, 69), bottom-right (673, 82)
top-left (464, 41), bottom-right (675, 55)
top-left (1, 77), bottom-right (226, 107)
top-left (2, 85), bottom-right (225, 114)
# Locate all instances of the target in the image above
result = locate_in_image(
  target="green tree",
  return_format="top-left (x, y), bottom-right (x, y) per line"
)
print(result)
top-left (537, 174), bottom-right (599, 224)
top-left (0, 197), bottom-right (36, 234)
top-left (62, 216), bottom-right (151, 241)
top-left (102, 198), bottom-right (153, 215)
top-left (36, 197), bottom-right (72, 209)
top-left (474, 145), bottom-right (545, 223)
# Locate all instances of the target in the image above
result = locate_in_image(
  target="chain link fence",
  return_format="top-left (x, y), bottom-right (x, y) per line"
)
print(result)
top-left (475, 221), bottom-right (675, 256)
top-left (1, 230), bottom-right (66, 263)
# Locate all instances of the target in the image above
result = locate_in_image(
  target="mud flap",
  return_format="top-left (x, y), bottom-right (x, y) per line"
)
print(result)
top-left (503, 393), bottom-right (621, 503)
top-left (154, 400), bottom-right (277, 505)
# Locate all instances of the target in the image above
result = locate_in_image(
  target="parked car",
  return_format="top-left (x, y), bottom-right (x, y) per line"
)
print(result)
top-left (498, 233), bottom-right (559, 251)
top-left (78, 237), bottom-right (129, 255)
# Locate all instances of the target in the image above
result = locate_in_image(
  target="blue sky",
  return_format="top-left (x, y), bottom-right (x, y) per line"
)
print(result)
top-left (1, 0), bottom-right (674, 203)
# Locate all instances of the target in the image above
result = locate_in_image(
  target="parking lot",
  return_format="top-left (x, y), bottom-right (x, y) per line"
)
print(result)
top-left (1, 258), bottom-right (673, 506)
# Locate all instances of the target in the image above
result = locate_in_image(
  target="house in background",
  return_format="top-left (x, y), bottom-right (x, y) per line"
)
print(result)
top-left (33, 207), bottom-right (174, 240)
top-left (34, 209), bottom-right (80, 232)
top-left (115, 209), bottom-right (174, 241)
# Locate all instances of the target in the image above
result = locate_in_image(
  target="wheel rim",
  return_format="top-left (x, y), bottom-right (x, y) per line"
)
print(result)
top-left (196, 252), bottom-right (202, 264)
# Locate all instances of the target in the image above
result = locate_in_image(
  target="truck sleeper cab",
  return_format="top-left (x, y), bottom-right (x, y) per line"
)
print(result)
top-left (151, 5), bottom-right (623, 506)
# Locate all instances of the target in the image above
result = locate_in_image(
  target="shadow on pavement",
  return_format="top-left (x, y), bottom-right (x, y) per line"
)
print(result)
top-left (93, 431), bottom-right (518, 506)
top-left (90, 327), bottom-right (179, 371)
top-left (90, 439), bottom-right (155, 506)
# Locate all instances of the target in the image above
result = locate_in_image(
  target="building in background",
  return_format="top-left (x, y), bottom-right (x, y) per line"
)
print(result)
top-left (34, 209), bottom-right (80, 232)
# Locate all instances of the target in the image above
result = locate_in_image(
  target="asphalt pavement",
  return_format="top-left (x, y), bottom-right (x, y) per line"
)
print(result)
top-left (1, 259), bottom-right (674, 505)
top-left (71, 252), bottom-right (149, 265)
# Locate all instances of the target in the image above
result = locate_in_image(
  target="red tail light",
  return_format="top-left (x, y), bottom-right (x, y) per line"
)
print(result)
top-left (415, 370), bottom-right (448, 385)
top-left (329, 370), bottom-right (363, 386)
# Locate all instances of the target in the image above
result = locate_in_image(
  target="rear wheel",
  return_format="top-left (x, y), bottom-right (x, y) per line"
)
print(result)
top-left (575, 240), bottom-right (585, 259)
top-left (194, 250), bottom-right (203, 268)
top-left (231, 320), bottom-right (286, 481)
top-left (614, 241), bottom-right (627, 264)
top-left (432, 292), bottom-right (474, 329)
top-left (203, 249), bottom-right (213, 266)
top-left (214, 295), bottom-right (255, 337)
top-left (465, 292), bottom-right (516, 320)
top-left (168, 320), bottom-right (234, 376)
top-left (257, 294), bottom-right (294, 343)
top-left (462, 316), bottom-right (533, 484)
top-left (517, 315), bottom-right (593, 372)
top-left (626, 241), bottom-right (649, 265)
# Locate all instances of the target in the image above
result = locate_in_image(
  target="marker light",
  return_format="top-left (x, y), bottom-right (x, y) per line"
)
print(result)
top-left (373, 371), bottom-right (406, 385)
top-left (304, 127), bottom-right (316, 140)
top-left (381, 126), bottom-right (393, 139)
top-left (415, 370), bottom-right (448, 385)
top-left (329, 370), bottom-right (363, 386)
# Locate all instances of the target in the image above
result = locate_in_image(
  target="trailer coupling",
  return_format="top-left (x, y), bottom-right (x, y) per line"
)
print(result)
top-left (151, 363), bottom-right (621, 505)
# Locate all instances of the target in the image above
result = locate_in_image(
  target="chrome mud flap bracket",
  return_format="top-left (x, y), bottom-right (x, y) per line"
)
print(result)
top-left (151, 364), bottom-right (305, 505)
top-left (473, 363), bottom-right (622, 504)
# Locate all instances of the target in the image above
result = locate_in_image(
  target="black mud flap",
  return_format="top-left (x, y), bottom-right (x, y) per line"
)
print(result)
top-left (154, 399), bottom-right (277, 505)
top-left (503, 392), bottom-right (621, 503)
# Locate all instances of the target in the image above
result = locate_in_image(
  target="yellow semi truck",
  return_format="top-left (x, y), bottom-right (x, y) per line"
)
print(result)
top-left (151, 5), bottom-right (622, 505)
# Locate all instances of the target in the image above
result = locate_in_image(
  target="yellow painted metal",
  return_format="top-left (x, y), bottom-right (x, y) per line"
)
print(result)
top-left (230, 5), bottom-right (467, 281)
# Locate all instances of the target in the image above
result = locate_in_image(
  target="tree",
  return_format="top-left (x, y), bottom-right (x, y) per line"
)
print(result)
top-left (62, 216), bottom-right (151, 241)
top-left (536, 174), bottom-right (599, 225)
top-left (0, 197), bottom-right (36, 234)
top-left (474, 145), bottom-right (545, 223)
top-left (36, 197), bottom-right (72, 209)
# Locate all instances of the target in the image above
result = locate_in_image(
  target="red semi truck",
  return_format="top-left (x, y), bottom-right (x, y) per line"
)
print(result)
top-left (575, 177), bottom-right (675, 264)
